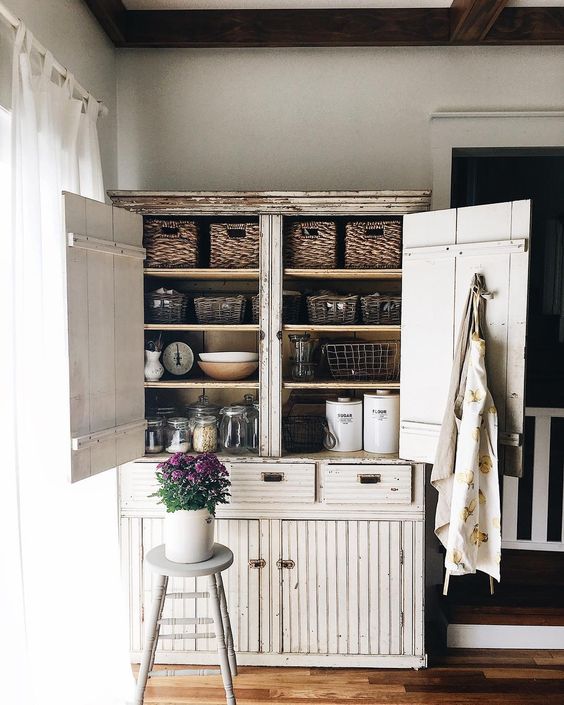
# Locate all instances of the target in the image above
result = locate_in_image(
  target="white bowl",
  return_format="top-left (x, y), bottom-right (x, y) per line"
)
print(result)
top-left (199, 352), bottom-right (259, 363)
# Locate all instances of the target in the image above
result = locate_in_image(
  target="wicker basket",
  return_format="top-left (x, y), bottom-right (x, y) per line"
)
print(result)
top-left (143, 218), bottom-right (199, 268)
top-left (145, 289), bottom-right (190, 324)
top-left (307, 294), bottom-right (358, 325)
top-left (344, 219), bottom-right (402, 269)
top-left (194, 295), bottom-right (247, 324)
top-left (323, 341), bottom-right (400, 381)
top-left (209, 223), bottom-right (260, 269)
top-left (284, 221), bottom-right (338, 268)
top-left (282, 415), bottom-right (327, 453)
top-left (251, 292), bottom-right (302, 324)
top-left (360, 293), bottom-right (402, 325)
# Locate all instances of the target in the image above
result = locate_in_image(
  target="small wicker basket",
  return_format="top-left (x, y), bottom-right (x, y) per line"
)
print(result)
top-left (251, 292), bottom-right (302, 324)
top-left (360, 293), bottom-right (402, 325)
top-left (143, 218), bottom-right (199, 268)
top-left (284, 221), bottom-right (338, 268)
top-left (282, 415), bottom-right (327, 453)
top-left (145, 289), bottom-right (190, 324)
top-left (209, 223), bottom-right (260, 269)
top-left (194, 295), bottom-right (247, 324)
top-left (323, 341), bottom-right (400, 381)
top-left (307, 294), bottom-right (359, 325)
top-left (344, 219), bottom-right (402, 269)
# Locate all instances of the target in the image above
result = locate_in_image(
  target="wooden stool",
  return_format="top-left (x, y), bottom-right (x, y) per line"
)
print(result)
top-left (135, 543), bottom-right (237, 705)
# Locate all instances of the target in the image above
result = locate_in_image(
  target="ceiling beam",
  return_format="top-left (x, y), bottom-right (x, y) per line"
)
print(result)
top-left (83, 0), bottom-right (127, 44)
top-left (485, 7), bottom-right (564, 44)
top-left (450, 0), bottom-right (509, 42)
top-left (124, 9), bottom-right (451, 47)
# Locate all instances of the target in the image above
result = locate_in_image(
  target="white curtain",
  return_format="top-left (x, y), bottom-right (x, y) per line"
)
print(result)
top-left (0, 24), bottom-right (134, 705)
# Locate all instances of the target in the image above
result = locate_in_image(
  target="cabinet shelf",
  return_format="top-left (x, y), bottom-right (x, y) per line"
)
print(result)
top-left (283, 324), bottom-right (400, 333)
top-left (283, 380), bottom-right (400, 390)
top-left (144, 323), bottom-right (260, 332)
top-left (145, 268), bottom-right (259, 280)
top-left (284, 268), bottom-right (402, 280)
top-left (145, 378), bottom-right (259, 389)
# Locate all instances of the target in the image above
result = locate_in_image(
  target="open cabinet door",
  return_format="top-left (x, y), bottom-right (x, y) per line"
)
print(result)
top-left (64, 192), bottom-right (146, 482)
top-left (399, 200), bottom-right (530, 477)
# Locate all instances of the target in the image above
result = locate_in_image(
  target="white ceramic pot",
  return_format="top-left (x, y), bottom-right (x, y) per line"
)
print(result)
top-left (144, 350), bottom-right (164, 382)
top-left (363, 390), bottom-right (400, 454)
top-left (164, 509), bottom-right (215, 563)
top-left (325, 397), bottom-right (363, 452)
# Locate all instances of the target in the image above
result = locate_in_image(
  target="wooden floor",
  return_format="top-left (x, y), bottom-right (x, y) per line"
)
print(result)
top-left (140, 650), bottom-right (564, 704)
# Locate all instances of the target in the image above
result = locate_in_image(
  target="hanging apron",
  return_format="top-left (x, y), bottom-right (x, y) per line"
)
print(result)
top-left (431, 274), bottom-right (502, 582)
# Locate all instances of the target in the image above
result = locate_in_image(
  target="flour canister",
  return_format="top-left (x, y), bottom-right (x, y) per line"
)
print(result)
top-left (325, 397), bottom-right (363, 452)
top-left (363, 390), bottom-right (400, 454)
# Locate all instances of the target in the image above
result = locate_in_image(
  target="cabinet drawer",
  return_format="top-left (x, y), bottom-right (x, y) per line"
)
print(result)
top-left (322, 465), bottom-right (412, 504)
top-left (228, 463), bottom-right (315, 504)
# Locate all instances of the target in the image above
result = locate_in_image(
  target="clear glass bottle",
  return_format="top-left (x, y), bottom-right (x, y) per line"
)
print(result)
top-left (191, 415), bottom-right (218, 454)
top-left (185, 394), bottom-right (221, 423)
top-left (219, 405), bottom-right (248, 454)
top-left (242, 394), bottom-right (259, 454)
top-left (165, 417), bottom-right (191, 453)
top-left (145, 417), bottom-right (164, 454)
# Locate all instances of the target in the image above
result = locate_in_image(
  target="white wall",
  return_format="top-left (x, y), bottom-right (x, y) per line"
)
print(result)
top-left (5, 0), bottom-right (118, 188)
top-left (116, 46), bottom-right (564, 191)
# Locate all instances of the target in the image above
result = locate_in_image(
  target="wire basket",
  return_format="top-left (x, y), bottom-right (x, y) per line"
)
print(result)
top-left (145, 289), bottom-right (190, 324)
top-left (251, 292), bottom-right (302, 324)
top-left (360, 293), bottom-right (402, 325)
top-left (344, 218), bottom-right (402, 269)
top-left (143, 218), bottom-right (199, 268)
top-left (324, 341), bottom-right (400, 381)
top-left (284, 221), bottom-right (338, 268)
top-left (194, 295), bottom-right (247, 324)
top-left (307, 294), bottom-right (359, 325)
top-left (282, 415), bottom-right (327, 453)
top-left (209, 223), bottom-right (260, 269)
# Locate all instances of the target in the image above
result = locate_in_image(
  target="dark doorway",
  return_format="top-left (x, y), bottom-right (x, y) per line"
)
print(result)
top-left (451, 148), bottom-right (564, 408)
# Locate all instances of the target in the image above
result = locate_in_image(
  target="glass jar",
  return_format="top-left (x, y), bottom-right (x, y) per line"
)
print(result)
top-left (145, 417), bottom-right (164, 454)
top-left (165, 417), bottom-right (191, 453)
top-left (242, 395), bottom-right (259, 454)
top-left (185, 394), bottom-right (221, 423)
top-left (219, 405), bottom-right (248, 455)
top-left (191, 415), bottom-right (218, 454)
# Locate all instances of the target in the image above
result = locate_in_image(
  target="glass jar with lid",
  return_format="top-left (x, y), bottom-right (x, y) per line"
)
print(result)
top-left (185, 394), bottom-right (221, 423)
top-left (219, 405), bottom-right (248, 454)
top-left (145, 417), bottom-right (164, 454)
top-left (191, 415), bottom-right (218, 454)
top-left (165, 417), bottom-right (191, 453)
top-left (241, 394), bottom-right (259, 454)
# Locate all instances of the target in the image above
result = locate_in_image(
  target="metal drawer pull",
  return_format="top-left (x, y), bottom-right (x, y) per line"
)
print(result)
top-left (358, 473), bottom-right (381, 484)
top-left (276, 559), bottom-right (295, 569)
top-left (261, 472), bottom-right (284, 482)
top-left (249, 559), bottom-right (266, 569)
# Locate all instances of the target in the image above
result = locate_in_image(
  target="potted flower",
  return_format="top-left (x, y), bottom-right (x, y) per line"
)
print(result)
top-left (151, 452), bottom-right (230, 563)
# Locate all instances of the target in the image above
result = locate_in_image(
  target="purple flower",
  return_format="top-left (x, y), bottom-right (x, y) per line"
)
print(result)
top-left (171, 470), bottom-right (183, 481)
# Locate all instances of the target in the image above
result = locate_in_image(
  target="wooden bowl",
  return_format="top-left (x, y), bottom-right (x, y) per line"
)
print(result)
top-left (198, 360), bottom-right (259, 381)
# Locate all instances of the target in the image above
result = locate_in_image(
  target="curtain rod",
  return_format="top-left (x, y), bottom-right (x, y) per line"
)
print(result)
top-left (0, 0), bottom-right (108, 117)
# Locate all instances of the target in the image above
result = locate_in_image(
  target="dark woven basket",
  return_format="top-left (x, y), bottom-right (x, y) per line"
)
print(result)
top-left (360, 293), bottom-right (402, 325)
top-left (344, 219), bottom-right (402, 269)
top-left (307, 294), bottom-right (358, 325)
top-left (194, 295), bottom-right (247, 324)
top-left (143, 218), bottom-right (199, 268)
top-left (209, 223), bottom-right (260, 269)
top-left (251, 292), bottom-right (302, 324)
top-left (323, 341), bottom-right (400, 381)
top-left (282, 415), bottom-right (327, 453)
top-left (145, 289), bottom-right (190, 324)
top-left (284, 221), bottom-right (338, 268)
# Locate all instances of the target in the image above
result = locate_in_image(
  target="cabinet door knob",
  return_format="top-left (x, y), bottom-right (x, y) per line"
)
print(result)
top-left (249, 559), bottom-right (266, 569)
top-left (276, 559), bottom-right (295, 570)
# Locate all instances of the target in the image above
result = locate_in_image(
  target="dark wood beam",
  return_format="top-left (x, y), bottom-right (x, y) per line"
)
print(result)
top-left (485, 7), bottom-right (564, 44)
top-left (83, 0), bottom-right (127, 44)
top-left (450, 0), bottom-right (509, 42)
top-left (124, 9), bottom-right (451, 47)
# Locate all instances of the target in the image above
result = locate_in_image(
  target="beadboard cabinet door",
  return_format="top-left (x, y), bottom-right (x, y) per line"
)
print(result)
top-left (279, 520), bottom-right (424, 657)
